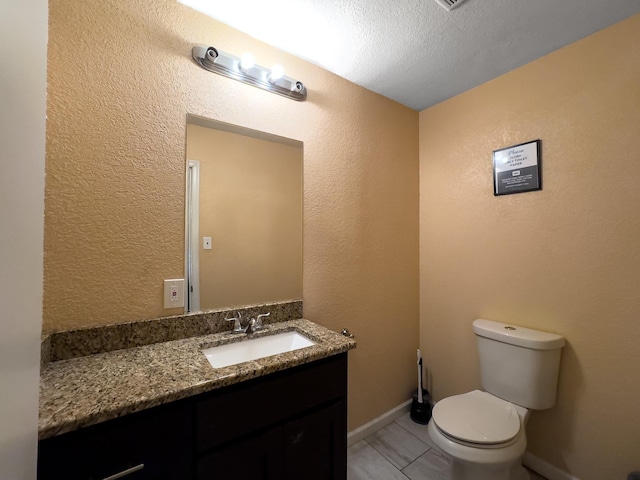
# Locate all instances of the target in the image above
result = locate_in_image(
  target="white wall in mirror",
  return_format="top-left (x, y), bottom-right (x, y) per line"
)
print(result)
top-left (185, 117), bottom-right (303, 312)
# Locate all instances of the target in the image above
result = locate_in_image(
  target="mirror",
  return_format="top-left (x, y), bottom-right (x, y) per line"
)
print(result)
top-left (185, 116), bottom-right (303, 312)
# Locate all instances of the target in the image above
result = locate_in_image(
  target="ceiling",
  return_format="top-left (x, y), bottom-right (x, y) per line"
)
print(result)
top-left (180, 0), bottom-right (640, 111)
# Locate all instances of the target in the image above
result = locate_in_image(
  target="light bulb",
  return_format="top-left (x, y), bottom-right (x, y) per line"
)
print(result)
top-left (239, 52), bottom-right (255, 73)
top-left (268, 65), bottom-right (284, 83)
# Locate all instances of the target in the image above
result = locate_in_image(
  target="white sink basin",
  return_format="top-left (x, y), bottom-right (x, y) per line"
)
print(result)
top-left (202, 331), bottom-right (316, 368)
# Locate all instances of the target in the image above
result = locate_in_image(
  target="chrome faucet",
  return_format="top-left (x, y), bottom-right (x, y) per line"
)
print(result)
top-left (224, 311), bottom-right (270, 334)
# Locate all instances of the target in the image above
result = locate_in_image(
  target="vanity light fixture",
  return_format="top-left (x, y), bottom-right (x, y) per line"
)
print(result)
top-left (192, 45), bottom-right (307, 101)
top-left (239, 52), bottom-right (255, 74)
top-left (268, 64), bottom-right (284, 84)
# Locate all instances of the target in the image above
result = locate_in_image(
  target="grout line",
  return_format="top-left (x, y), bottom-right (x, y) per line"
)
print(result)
top-left (400, 454), bottom-right (423, 479)
top-left (362, 421), bottom-right (432, 472)
top-left (392, 417), bottom-right (431, 444)
top-left (350, 438), bottom-right (413, 480)
top-left (363, 438), bottom-right (404, 471)
top-left (373, 441), bottom-right (413, 480)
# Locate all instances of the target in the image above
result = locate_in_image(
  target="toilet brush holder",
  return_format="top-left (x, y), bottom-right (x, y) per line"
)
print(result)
top-left (410, 388), bottom-right (432, 425)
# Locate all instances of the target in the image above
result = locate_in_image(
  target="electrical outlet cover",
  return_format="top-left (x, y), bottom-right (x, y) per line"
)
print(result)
top-left (163, 279), bottom-right (185, 309)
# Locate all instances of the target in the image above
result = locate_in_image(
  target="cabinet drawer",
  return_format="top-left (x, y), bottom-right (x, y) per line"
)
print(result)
top-left (38, 401), bottom-right (192, 480)
top-left (196, 353), bottom-right (347, 452)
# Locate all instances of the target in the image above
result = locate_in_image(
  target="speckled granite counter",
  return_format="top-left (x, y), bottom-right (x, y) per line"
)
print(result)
top-left (39, 319), bottom-right (355, 440)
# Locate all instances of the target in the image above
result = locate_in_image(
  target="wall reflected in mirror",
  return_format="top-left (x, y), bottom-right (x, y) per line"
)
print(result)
top-left (185, 116), bottom-right (303, 312)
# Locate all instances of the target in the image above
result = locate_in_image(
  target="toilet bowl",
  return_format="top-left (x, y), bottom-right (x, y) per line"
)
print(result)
top-left (428, 390), bottom-right (530, 480)
top-left (426, 319), bottom-right (565, 480)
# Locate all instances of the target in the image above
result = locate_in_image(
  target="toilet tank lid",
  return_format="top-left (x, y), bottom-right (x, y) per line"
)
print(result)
top-left (473, 319), bottom-right (565, 350)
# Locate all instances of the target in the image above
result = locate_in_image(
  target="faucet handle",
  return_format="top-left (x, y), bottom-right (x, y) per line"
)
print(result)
top-left (252, 312), bottom-right (270, 331)
top-left (246, 312), bottom-right (270, 333)
top-left (225, 312), bottom-right (245, 333)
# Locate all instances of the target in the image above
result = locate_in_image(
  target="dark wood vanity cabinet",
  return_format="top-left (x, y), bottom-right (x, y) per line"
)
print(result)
top-left (38, 353), bottom-right (348, 480)
top-left (196, 353), bottom-right (347, 480)
top-left (282, 400), bottom-right (346, 480)
top-left (196, 401), bottom-right (346, 480)
top-left (37, 400), bottom-right (193, 480)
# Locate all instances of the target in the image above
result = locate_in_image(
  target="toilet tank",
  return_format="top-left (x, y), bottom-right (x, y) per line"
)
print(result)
top-left (473, 319), bottom-right (565, 410)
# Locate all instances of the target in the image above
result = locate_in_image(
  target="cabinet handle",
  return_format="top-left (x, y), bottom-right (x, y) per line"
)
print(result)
top-left (101, 464), bottom-right (144, 480)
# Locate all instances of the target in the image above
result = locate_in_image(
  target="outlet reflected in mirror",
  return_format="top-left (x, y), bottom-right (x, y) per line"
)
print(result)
top-left (185, 116), bottom-right (303, 312)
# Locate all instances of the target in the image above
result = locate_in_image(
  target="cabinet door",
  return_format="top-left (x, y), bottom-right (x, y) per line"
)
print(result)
top-left (197, 426), bottom-right (283, 480)
top-left (38, 401), bottom-right (192, 480)
top-left (283, 401), bottom-right (347, 480)
top-left (196, 354), bottom-right (347, 453)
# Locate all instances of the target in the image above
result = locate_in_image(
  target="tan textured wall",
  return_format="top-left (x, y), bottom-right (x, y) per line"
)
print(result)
top-left (44, 0), bottom-right (419, 429)
top-left (187, 124), bottom-right (303, 310)
top-left (419, 15), bottom-right (640, 480)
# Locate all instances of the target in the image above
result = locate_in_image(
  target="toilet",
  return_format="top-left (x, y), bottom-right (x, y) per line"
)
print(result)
top-left (427, 318), bottom-right (565, 480)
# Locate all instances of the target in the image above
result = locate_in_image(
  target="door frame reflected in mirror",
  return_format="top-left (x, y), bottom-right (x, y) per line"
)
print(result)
top-left (185, 159), bottom-right (201, 312)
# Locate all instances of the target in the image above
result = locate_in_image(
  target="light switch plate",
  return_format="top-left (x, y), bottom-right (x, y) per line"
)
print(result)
top-left (163, 278), bottom-right (185, 309)
top-left (203, 236), bottom-right (212, 250)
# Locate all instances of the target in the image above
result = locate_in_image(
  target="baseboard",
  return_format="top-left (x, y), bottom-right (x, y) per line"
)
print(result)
top-left (524, 452), bottom-right (581, 480)
top-left (347, 399), bottom-right (412, 447)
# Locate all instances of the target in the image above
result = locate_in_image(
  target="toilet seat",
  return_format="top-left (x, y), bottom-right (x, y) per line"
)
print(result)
top-left (432, 390), bottom-right (521, 448)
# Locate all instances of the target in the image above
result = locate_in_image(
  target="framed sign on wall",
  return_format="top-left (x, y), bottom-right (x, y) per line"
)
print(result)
top-left (493, 140), bottom-right (541, 196)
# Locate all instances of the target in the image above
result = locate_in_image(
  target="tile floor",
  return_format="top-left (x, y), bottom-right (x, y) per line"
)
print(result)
top-left (347, 413), bottom-right (547, 480)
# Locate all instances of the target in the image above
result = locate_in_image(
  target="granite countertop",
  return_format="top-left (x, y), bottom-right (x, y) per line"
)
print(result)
top-left (39, 319), bottom-right (356, 440)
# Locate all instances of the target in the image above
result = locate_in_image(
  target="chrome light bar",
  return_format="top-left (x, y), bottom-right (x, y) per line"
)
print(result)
top-left (192, 45), bottom-right (307, 101)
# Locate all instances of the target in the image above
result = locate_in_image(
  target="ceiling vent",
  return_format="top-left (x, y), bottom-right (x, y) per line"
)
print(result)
top-left (433, 0), bottom-right (468, 11)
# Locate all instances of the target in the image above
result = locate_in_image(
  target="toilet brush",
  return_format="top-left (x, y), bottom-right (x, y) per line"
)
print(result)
top-left (410, 349), bottom-right (432, 424)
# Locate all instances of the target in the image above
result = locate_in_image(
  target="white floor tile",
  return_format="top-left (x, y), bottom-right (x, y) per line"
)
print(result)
top-left (402, 449), bottom-right (453, 480)
top-left (395, 413), bottom-right (440, 450)
top-left (347, 440), bottom-right (410, 480)
top-left (366, 422), bottom-right (430, 469)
